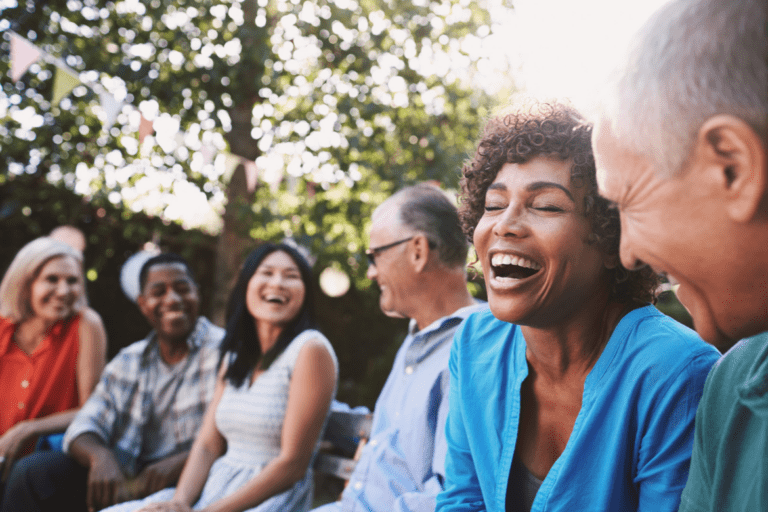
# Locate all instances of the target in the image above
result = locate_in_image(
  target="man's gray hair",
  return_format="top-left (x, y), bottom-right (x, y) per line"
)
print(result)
top-left (600, 0), bottom-right (767, 177)
top-left (391, 184), bottom-right (468, 268)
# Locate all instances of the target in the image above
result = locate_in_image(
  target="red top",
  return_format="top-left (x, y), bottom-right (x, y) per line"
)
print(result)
top-left (0, 314), bottom-right (81, 438)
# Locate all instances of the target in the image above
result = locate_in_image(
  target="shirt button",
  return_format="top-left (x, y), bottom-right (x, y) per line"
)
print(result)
top-left (354, 482), bottom-right (363, 490)
top-left (405, 366), bottom-right (414, 375)
top-left (17, 402), bottom-right (24, 409)
top-left (370, 439), bottom-right (378, 447)
top-left (21, 380), bottom-right (29, 388)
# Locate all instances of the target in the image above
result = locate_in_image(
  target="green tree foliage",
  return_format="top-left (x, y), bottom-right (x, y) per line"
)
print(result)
top-left (224, 0), bottom-right (497, 290)
top-left (1, 0), bottom-right (247, 211)
top-left (1, 0), bottom-right (503, 405)
top-left (1, 0), bottom-right (496, 254)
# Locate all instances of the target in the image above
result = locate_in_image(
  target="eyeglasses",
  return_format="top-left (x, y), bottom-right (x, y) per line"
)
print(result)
top-left (366, 237), bottom-right (414, 267)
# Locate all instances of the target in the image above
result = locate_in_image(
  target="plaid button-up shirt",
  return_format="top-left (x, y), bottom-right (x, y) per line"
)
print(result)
top-left (63, 316), bottom-right (225, 476)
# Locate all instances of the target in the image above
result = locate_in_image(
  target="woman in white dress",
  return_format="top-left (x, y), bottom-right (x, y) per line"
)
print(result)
top-left (105, 242), bottom-right (338, 512)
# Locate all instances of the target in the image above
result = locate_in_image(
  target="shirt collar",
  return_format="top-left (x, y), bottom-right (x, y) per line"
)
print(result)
top-left (0, 315), bottom-right (74, 356)
top-left (405, 301), bottom-right (486, 367)
top-left (407, 301), bottom-right (486, 337)
top-left (46, 316), bottom-right (71, 344)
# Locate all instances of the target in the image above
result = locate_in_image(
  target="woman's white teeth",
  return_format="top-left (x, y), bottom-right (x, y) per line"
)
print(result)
top-left (490, 253), bottom-right (541, 270)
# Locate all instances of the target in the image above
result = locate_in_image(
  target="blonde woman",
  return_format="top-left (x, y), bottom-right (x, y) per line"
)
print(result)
top-left (0, 238), bottom-right (106, 485)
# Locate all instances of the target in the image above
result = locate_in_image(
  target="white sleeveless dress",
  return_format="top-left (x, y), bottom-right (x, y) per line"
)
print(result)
top-left (104, 329), bottom-right (337, 512)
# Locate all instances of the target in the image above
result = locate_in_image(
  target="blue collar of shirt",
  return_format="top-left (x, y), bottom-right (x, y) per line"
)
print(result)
top-left (511, 305), bottom-right (661, 404)
top-left (405, 301), bottom-right (486, 368)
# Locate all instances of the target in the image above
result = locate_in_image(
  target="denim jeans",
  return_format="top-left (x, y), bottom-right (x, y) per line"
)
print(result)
top-left (0, 451), bottom-right (87, 512)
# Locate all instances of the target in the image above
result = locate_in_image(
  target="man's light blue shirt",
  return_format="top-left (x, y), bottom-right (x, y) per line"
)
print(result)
top-left (437, 306), bottom-right (719, 512)
top-left (318, 302), bottom-right (486, 512)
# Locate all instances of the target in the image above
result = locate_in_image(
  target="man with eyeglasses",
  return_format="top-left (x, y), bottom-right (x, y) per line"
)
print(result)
top-left (315, 183), bottom-right (485, 512)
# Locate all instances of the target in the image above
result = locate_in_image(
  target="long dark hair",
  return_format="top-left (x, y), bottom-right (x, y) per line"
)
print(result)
top-left (220, 242), bottom-right (317, 387)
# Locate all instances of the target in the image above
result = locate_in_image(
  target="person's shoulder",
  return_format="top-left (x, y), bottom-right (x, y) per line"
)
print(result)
top-left (298, 328), bottom-right (333, 351)
top-left (79, 307), bottom-right (104, 326)
top-left (0, 315), bottom-right (14, 336)
top-left (0, 316), bottom-right (13, 354)
top-left (708, 333), bottom-right (768, 386)
top-left (99, 336), bottom-right (151, 381)
top-left (77, 307), bottom-right (106, 338)
top-left (612, 306), bottom-right (719, 390)
top-left (453, 307), bottom-right (517, 357)
top-left (629, 305), bottom-right (719, 358)
top-left (292, 329), bottom-right (332, 352)
top-left (109, 332), bottom-right (156, 365)
top-left (195, 316), bottom-right (226, 346)
top-left (295, 330), bottom-right (338, 365)
top-left (276, 328), bottom-right (335, 370)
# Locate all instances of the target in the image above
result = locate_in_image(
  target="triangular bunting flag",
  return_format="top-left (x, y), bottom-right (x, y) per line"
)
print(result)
top-left (10, 34), bottom-right (42, 83)
top-left (243, 159), bottom-right (258, 193)
top-left (138, 115), bottom-right (154, 143)
top-left (51, 67), bottom-right (81, 106)
top-left (98, 91), bottom-right (122, 131)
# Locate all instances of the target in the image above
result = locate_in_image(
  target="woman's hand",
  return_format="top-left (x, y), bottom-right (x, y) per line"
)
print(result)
top-left (0, 420), bottom-right (33, 481)
top-left (137, 501), bottom-right (193, 512)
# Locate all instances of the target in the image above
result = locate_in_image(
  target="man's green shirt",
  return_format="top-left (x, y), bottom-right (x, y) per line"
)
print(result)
top-left (680, 332), bottom-right (768, 511)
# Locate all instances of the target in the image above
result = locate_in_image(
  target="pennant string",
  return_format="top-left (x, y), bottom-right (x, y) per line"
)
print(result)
top-left (8, 30), bottom-right (111, 98)
top-left (6, 30), bottom-right (259, 177)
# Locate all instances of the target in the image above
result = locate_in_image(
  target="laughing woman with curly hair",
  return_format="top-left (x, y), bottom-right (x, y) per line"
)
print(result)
top-left (435, 101), bottom-right (720, 512)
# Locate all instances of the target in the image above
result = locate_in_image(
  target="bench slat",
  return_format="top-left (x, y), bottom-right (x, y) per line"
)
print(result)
top-left (323, 411), bottom-right (373, 442)
top-left (315, 453), bottom-right (358, 481)
top-left (315, 410), bottom-right (374, 485)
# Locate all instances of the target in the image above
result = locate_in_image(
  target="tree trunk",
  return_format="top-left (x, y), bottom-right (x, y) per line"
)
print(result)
top-left (210, 0), bottom-right (265, 325)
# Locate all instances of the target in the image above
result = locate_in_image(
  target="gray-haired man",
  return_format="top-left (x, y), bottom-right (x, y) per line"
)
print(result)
top-left (316, 184), bottom-right (485, 512)
top-left (591, 0), bottom-right (767, 510)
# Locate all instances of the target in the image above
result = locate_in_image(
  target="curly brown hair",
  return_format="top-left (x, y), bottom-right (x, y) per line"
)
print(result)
top-left (459, 100), bottom-right (659, 304)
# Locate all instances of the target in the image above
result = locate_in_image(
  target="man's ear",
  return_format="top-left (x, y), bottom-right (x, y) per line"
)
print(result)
top-left (410, 234), bottom-right (431, 273)
top-left (698, 115), bottom-right (767, 223)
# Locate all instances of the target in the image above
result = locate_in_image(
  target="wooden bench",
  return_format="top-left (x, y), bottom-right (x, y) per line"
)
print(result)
top-left (315, 410), bottom-right (373, 481)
